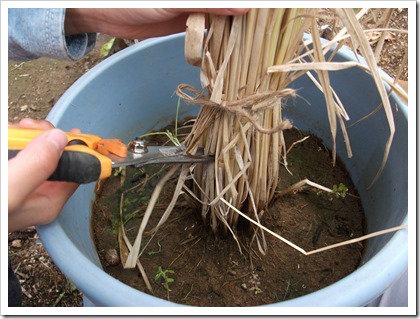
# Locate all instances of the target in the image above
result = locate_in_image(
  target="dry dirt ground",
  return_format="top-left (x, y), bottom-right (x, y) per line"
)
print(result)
top-left (7, 9), bottom-right (408, 307)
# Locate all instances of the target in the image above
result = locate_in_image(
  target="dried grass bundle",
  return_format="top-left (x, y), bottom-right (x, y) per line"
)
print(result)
top-left (178, 8), bottom-right (395, 234)
top-left (179, 9), bottom-right (313, 236)
top-left (124, 8), bottom-right (402, 268)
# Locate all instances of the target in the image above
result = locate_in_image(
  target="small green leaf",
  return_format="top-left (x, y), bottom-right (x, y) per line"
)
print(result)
top-left (100, 38), bottom-right (116, 57)
top-left (332, 183), bottom-right (348, 198)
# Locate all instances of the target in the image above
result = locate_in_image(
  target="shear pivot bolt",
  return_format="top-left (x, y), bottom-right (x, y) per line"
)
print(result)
top-left (128, 138), bottom-right (148, 154)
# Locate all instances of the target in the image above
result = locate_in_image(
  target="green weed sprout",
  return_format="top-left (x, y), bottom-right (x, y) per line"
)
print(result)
top-left (113, 166), bottom-right (125, 177)
top-left (100, 38), bottom-right (115, 57)
top-left (140, 97), bottom-right (182, 146)
top-left (332, 183), bottom-right (349, 198)
top-left (154, 266), bottom-right (175, 292)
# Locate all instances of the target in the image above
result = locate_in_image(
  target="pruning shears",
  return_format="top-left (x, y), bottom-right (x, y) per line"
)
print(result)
top-left (8, 128), bottom-right (212, 184)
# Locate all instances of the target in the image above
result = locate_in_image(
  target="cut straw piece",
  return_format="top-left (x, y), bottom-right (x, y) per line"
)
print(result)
top-left (146, 165), bottom-right (190, 236)
top-left (221, 197), bottom-right (407, 256)
top-left (238, 9), bottom-right (258, 98)
top-left (310, 18), bottom-right (337, 165)
top-left (209, 162), bottom-right (251, 206)
top-left (210, 16), bottom-right (242, 103)
top-left (286, 136), bottom-right (310, 155)
top-left (125, 164), bottom-right (180, 268)
top-left (373, 9), bottom-right (393, 63)
top-left (306, 225), bottom-right (408, 255)
top-left (119, 184), bottom-right (153, 292)
top-left (246, 8), bottom-right (270, 95)
top-left (268, 61), bottom-right (361, 73)
top-left (220, 198), bottom-right (307, 255)
top-left (209, 15), bottom-right (227, 68)
top-left (185, 13), bottom-right (206, 66)
top-left (334, 8), bottom-right (395, 188)
top-left (227, 16), bottom-right (243, 101)
top-left (303, 69), bottom-right (353, 158)
top-left (276, 178), bottom-right (333, 197)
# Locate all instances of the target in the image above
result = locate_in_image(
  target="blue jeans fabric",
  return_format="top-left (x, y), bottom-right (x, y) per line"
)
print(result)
top-left (8, 257), bottom-right (22, 307)
top-left (8, 8), bottom-right (96, 61)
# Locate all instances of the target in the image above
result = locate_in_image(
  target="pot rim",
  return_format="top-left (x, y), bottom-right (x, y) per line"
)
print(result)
top-left (38, 32), bottom-right (408, 310)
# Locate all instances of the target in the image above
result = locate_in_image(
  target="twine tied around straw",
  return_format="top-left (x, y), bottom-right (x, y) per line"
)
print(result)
top-left (176, 84), bottom-right (295, 134)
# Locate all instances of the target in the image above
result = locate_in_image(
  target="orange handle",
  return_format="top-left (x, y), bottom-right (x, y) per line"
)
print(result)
top-left (8, 128), bottom-right (114, 183)
top-left (8, 128), bottom-right (103, 150)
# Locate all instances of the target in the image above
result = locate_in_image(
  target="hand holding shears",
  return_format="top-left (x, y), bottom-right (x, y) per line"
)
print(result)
top-left (8, 127), bottom-right (212, 184)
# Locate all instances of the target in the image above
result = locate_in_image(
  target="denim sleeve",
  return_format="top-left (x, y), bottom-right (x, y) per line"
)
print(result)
top-left (8, 8), bottom-right (97, 61)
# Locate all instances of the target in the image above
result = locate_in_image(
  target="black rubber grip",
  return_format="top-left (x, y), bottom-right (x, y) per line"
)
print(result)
top-left (50, 151), bottom-right (102, 183)
top-left (8, 150), bottom-right (101, 184)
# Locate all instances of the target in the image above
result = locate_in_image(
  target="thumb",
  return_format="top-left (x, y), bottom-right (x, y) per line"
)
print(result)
top-left (8, 129), bottom-right (68, 211)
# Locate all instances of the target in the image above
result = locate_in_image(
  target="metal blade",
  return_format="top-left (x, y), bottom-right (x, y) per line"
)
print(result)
top-left (109, 146), bottom-right (213, 168)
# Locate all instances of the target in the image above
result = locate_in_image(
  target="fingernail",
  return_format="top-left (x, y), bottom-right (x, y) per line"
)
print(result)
top-left (19, 118), bottom-right (36, 126)
top-left (46, 129), bottom-right (68, 151)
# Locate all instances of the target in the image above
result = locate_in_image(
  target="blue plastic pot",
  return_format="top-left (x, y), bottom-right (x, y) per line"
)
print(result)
top-left (38, 33), bottom-right (408, 307)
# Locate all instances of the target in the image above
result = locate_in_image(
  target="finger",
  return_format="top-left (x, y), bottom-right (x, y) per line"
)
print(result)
top-left (148, 9), bottom-right (249, 37)
top-left (19, 118), bottom-right (55, 130)
top-left (69, 128), bottom-right (81, 133)
top-left (8, 129), bottom-right (68, 212)
top-left (19, 118), bottom-right (82, 133)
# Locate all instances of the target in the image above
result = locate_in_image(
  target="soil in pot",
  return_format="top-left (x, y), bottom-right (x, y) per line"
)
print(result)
top-left (91, 123), bottom-right (365, 307)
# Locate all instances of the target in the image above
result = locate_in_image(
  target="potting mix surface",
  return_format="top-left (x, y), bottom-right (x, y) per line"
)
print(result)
top-left (92, 126), bottom-right (365, 306)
